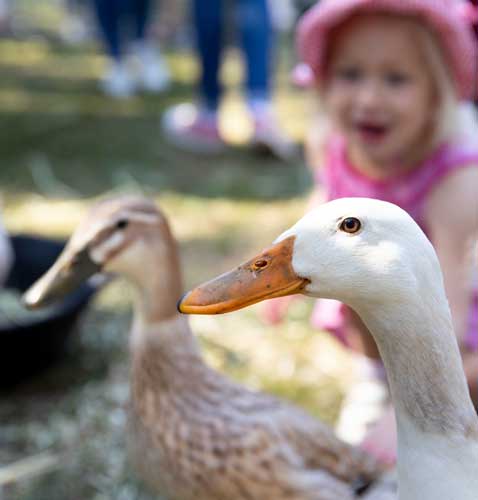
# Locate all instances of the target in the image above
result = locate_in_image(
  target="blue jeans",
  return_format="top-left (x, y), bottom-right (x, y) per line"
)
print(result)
top-left (192, 0), bottom-right (273, 111)
top-left (91, 0), bottom-right (152, 59)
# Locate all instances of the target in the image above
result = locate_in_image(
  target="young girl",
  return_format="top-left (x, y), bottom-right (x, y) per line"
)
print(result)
top-left (266, 0), bottom-right (478, 466)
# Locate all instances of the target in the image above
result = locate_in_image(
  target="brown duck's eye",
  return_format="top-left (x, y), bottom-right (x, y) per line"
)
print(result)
top-left (116, 219), bottom-right (129, 230)
top-left (340, 217), bottom-right (361, 234)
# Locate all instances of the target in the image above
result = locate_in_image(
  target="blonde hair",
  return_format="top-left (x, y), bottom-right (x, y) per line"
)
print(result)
top-left (306, 13), bottom-right (478, 170)
top-left (416, 22), bottom-right (478, 148)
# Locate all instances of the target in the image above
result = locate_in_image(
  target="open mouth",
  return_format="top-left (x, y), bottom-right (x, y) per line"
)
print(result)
top-left (355, 123), bottom-right (389, 143)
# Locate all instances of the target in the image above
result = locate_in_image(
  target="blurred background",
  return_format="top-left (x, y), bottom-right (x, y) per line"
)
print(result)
top-left (0, 1), bottom-right (355, 498)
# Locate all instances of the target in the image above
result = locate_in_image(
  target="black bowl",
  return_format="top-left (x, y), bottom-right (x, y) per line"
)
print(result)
top-left (0, 235), bottom-right (99, 389)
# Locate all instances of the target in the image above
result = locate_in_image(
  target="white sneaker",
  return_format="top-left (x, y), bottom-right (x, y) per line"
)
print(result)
top-left (100, 61), bottom-right (136, 98)
top-left (130, 42), bottom-right (170, 93)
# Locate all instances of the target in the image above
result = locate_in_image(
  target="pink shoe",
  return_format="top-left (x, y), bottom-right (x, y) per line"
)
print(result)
top-left (161, 103), bottom-right (225, 154)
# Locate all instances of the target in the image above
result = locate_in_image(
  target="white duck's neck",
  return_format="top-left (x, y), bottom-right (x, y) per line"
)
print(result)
top-left (356, 289), bottom-right (478, 499)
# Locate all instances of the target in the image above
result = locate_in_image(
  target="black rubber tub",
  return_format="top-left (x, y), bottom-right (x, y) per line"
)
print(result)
top-left (0, 235), bottom-right (99, 389)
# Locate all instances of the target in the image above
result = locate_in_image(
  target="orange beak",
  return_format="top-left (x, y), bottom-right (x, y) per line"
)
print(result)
top-left (178, 236), bottom-right (309, 315)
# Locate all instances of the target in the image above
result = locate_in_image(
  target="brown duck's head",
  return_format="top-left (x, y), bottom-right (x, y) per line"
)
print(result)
top-left (24, 196), bottom-right (179, 309)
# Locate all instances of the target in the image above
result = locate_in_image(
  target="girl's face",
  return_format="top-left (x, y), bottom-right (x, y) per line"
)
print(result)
top-left (323, 14), bottom-right (437, 170)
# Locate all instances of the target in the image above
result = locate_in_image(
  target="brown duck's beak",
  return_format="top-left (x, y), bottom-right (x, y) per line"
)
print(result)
top-left (23, 246), bottom-right (101, 309)
top-left (178, 236), bottom-right (309, 315)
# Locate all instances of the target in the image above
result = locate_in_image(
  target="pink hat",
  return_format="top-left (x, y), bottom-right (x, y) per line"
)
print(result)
top-left (296, 0), bottom-right (478, 99)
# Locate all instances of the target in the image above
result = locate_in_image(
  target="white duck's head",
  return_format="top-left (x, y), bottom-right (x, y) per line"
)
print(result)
top-left (178, 198), bottom-right (445, 314)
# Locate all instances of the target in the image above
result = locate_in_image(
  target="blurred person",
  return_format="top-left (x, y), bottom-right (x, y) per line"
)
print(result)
top-left (91, 0), bottom-right (170, 97)
top-left (263, 0), bottom-right (478, 466)
top-left (162, 0), bottom-right (296, 160)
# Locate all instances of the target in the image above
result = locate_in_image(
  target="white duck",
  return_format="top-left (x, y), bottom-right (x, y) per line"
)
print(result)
top-left (179, 197), bottom-right (478, 500)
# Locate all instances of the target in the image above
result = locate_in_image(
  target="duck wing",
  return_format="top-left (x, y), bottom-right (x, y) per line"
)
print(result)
top-left (207, 379), bottom-right (388, 498)
top-left (222, 383), bottom-right (383, 481)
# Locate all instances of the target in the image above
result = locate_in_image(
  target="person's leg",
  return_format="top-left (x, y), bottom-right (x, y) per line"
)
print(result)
top-left (91, 0), bottom-right (137, 97)
top-left (92, 0), bottom-right (151, 53)
top-left (161, 0), bottom-right (224, 152)
top-left (236, 0), bottom-right (271, 109)
top-left (91, 0), bottom-right (122, 59)
top-left (132, 0), bottom-right (151, 41)
top-left (235, 0), bottom-right (296, 160)
top-left (192, 0), bottom-right (223, 111)
top-left (128, 0), bottom-right (170, 92)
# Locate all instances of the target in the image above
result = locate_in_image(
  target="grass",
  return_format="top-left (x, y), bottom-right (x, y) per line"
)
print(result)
top-left (0, 3), bottom-right (354, 498)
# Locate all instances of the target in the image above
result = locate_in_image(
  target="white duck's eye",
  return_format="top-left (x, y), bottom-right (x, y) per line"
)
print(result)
top-left (116, 219), bottom-right (129, 230)
top-left (340, 217), bottom-right (361, 234)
